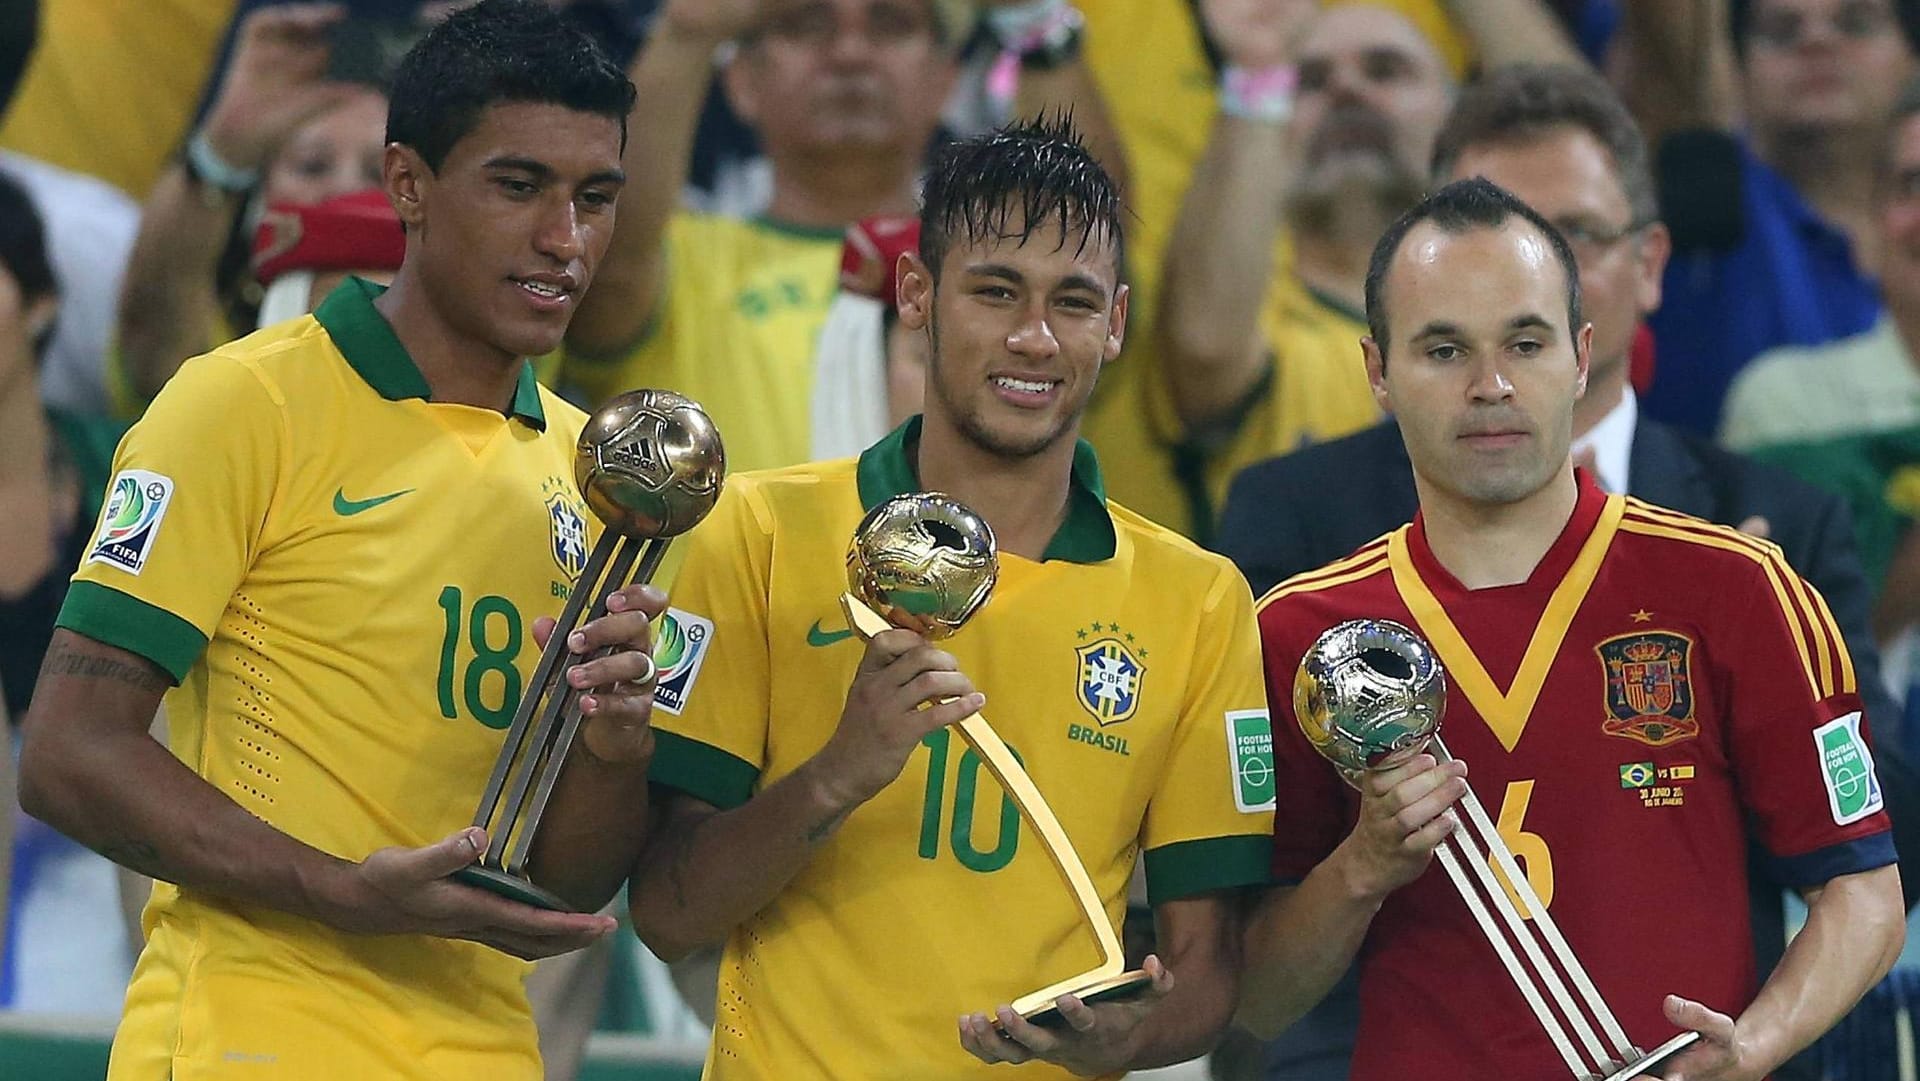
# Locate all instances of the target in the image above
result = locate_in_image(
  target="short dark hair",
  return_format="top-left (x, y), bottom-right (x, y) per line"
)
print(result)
top-left (1431, 64), bottom-right (1658, 227)
top-left (1363, 177), bottom-right (1582, 356)
top-left (0, 169), bottom-right (56, 357)
top-left (917, 113), bottom-right (1125, 286)
top-left (386, 0), bottom-right (636, 173)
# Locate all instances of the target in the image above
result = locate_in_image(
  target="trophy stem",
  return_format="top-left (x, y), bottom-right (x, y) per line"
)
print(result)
top-left (839, 594), bottom-right (1147, 1022)
top-left (495, 534), bottom-right (645, 876)
top-left (469, 534), bottom-right (616, 838)
top-left (1432, 736), bottom-right (1637, 1062)
top-left (508, 534), bottom-right (675, 875)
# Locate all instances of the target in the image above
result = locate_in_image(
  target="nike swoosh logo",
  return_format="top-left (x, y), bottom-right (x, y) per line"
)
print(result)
top-left (333, 487), bottom-right (414, 516)
top-left (806, 620), bottom-right (855, 647)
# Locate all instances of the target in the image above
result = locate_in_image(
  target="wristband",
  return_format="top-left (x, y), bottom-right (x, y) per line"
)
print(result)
top-left (184, 130), bottom-right (262, 195)
top-left (984, 0), bottom-right (1086, 107)
top-left (1219, 64), bottom-right (1299, 124)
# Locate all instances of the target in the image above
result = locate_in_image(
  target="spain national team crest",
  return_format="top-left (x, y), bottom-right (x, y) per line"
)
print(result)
top-left (1076, 636), bottom-right (1145, 726)
top-left (1598, 631), bottom-right (1700, 747)
top-left (547, 490), bottom-right (588, 579)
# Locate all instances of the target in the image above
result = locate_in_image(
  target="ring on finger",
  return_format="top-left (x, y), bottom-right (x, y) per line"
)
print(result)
top-left (632, 650), bottom-right (657, 688)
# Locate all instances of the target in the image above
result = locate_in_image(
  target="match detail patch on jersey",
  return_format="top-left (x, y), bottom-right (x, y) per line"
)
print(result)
top-left (652, 608), bottom-right (714, 715)
top-left (1227, 710), bottom-right (1277, 813)
top-left (1597, 631), bottom-right (1700, 748)
top-left (1814, 712), bottom-right (1884, 826)
top-left (87, 470), bottom-right (175, 575)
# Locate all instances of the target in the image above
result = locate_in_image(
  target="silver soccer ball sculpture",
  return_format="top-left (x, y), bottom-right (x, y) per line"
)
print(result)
top-left (1293, 619), bottom-right (1447, 773)
top-left (846, 493), bottom-right (998, 641)
top-left (574, 389), bottom-right (727, 540)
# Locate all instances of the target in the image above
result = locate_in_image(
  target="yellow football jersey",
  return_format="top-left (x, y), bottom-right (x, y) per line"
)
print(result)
top-left (59, 278), bottom-right (597, 1080)
top-left (648, 417), bottom-right (1276, 1080)
top-left (561, 212), bottom-right (844, 476)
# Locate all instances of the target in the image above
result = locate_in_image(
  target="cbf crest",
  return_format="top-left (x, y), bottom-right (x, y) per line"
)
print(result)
top-left (1074, 622), bottom-right (1146, 726)
top-left (543, 477), bottom-right (589, 580)
top-left (1597, 631), bottom-right (1699, 747)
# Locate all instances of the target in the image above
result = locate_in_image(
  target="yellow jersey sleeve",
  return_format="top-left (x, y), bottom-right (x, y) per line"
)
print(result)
top-left (58, 350), bottom-right (286, 681)
top-left (1139, 559), bottom-right (1276, 904)
top-left (647, 477), bottom-right (775, 810)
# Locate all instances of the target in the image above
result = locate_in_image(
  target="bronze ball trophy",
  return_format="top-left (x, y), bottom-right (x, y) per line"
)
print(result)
top-left (837, 492), bottom-right (1151, 1028)
top-left (454, 389), bottom-right (725, 912)
top-left (1294, 619), bottom-right (1700, 1081)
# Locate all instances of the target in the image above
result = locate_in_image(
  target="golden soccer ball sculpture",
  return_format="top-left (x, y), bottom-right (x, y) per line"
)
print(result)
top-left (846, 493), bottom-right (998, 640)
top-left (575, 389), bottom-right (726, 540)
top-left (1294, 619), bottom-right (1446, 773)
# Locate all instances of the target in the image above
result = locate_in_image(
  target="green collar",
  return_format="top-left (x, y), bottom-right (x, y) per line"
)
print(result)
top-left (855, 416), bottom-right (1117, 563)
top-left (312, 276), bottom-right (546, 430)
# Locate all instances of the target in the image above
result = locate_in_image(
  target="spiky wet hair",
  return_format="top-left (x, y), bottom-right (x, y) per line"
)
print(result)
top-left (917, 114), bottom-right (1124, 286)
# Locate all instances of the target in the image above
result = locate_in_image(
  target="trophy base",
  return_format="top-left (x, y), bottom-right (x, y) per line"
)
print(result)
top-left (453, 865), bottom-right (576, 913)
top-left (1011, 970), bottom-right (1154, 1031)
top-left (1595, 1031), bottom-right (1703, 1081)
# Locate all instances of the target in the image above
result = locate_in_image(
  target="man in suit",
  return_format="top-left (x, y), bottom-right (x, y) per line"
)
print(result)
top-left (1214, 64), bottom-right (1916, 1081)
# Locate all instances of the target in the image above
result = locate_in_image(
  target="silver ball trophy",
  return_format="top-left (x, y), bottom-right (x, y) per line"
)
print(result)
top-left (455, 389), bottom-right (725, 912)
top-left (1295, 619), bottom-right (1700, 1081)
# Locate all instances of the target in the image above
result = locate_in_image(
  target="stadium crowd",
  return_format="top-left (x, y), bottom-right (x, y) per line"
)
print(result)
top-left (2, 0), bottom-right (1919, 1078)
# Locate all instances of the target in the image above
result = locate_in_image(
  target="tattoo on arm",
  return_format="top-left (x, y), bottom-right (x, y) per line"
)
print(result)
top-left (40, 641), bottom-right (169, 692)
top-left (665, 813), bottom-right (709, 912)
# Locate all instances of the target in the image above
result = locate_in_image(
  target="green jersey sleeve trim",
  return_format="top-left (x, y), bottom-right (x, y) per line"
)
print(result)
top-left (648, 729), bottom-right (760, 810)
top-left (55, 580), bottom-right (207, 684)
top-left (1142, 834), bottom-right (1272, 906)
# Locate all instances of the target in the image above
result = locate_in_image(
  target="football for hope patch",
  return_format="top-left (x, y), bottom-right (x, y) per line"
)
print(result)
top-left (87, 470), bottom-right (175, 575)
top-left (1814, 712), bottom-right (1883, 826)
top-left (651, 607), bottom-right (714, 715)
top-left (1227, 710), bottom-right (1277, 813)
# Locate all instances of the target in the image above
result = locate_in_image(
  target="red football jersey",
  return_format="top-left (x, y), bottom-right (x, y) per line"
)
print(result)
top-left (1258, 474), bottom-right (1894, 1079)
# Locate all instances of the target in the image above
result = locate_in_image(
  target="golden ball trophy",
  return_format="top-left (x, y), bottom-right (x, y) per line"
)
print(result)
top-left (838, 492), bottom-right (1150, 1027)
top-left (1295, 619), bottom-right (1699, 1080)
top-left (454, 389), bottom-right (726, 912)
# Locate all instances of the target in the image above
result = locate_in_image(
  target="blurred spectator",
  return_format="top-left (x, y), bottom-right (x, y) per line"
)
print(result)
top-left (1618, 0), bottom-right (1917, 435)
top-left (559, 0), bottom-right (960, 472)
top-left (249, 187), bottom-right (406, 324)
top-left (809, 215), bottom-right (929, 456)
top-left (116, 3), bottom-right (388, 411)
top-left (1126, 0), bottom-right (1582, 541)
top-left (0, 169), bottom-right (78, 729)
top-left (0, 0), bottom-right (236, 199)
top-left (1721, 77), bottom-right (1920, 602)
top-left (562, 0), bottom-right (1125, 476)
top-left (0, 156), bottom-right (141, 418)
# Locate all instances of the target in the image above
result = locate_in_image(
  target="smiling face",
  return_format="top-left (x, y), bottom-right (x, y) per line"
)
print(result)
top-left (896, 214), bottom-right (1127, 460)
top-left (1367, 219), bottom-right (1591, 508)
top-left (387, 101), bottom-right (625, 362)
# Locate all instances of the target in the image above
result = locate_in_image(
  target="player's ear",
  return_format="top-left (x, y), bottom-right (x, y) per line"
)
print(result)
top-left (1104, 283), bottom-right (1129, 363)
top-left (1573, 322), bottom-right (1593, 398)
top-left (1362, 336), bottom-right (1391, 412)
top-left (897, 252), bottom-right (934, 332)
top-left (384, 143), bottom-right (429, 231)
